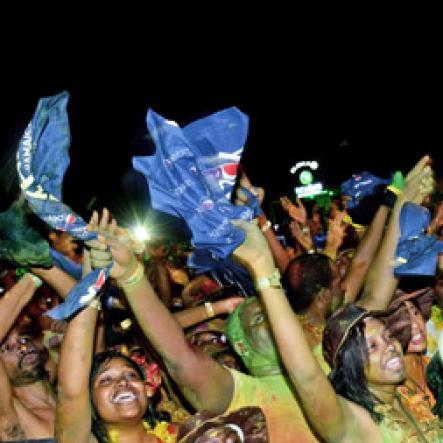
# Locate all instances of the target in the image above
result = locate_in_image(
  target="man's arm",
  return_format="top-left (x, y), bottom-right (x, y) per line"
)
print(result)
top-left (0, 275), bottom-right (40, 341)
top-left (31, 265), bottom-right (77, 299)
top-left (356, 199), bottom-right (403, 310)
top-left (342, 205), bottom-right (390, 304)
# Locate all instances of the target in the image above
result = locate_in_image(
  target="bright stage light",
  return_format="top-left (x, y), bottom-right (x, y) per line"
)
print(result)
top-left (132, 225), bottom-right (151, 242)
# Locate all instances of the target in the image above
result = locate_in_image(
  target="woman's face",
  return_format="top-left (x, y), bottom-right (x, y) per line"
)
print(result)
top-left (92, 358), bottom-right (147, 425)
top-left (363, 318), bottom-right (405, 385)
top-left (404, 301), bottom-right (426, 353)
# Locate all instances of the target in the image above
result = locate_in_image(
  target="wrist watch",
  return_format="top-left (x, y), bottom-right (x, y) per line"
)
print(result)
top-left (255, 268), bottom-right (282, 290)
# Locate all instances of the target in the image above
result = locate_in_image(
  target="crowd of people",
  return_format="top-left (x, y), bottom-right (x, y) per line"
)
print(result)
top-left (2, 97), bottom-right (443, 443)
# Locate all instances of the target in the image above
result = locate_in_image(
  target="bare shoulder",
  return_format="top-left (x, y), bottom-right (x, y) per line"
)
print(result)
top-left (336, 395), bottom-right (384, 443)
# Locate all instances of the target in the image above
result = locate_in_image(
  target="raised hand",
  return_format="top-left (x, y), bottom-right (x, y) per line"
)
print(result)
top-left (238, 170), bottom-right (265, 206)
top-left (232, 219), bottom-right (275, 278)
top-left (86, 209), bottom-right (137, 281)
top-left (402, 155), bottom-right (434, 204)
top-left (280, 196), bottom-right (308, 226)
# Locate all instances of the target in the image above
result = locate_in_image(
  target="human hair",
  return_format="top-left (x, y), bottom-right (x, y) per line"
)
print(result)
top-left (88, 351), bottom-right (166, 443)
top-left (282, 253), bottom-right (333, 313)
top-left (385, 305), bottom-right (412, 352)
top-left (329, 323), bottom-right (383, 423)
top-left (385, 290), bottom-right (433, 352)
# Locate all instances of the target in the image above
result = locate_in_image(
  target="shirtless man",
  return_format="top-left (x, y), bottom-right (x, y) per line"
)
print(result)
top-left (0, 265), bottom-right (75, 441)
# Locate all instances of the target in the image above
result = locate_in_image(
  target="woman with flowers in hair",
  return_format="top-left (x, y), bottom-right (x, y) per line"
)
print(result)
top-left (56, 210), bottom-right (175, 443)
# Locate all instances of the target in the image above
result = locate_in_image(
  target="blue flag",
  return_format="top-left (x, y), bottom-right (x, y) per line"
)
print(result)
top-left (50, 248), bottom-right (83, 280)
top-left (394, 203), bottom-right (443, 277)
top-left (133, 109), bottom-right (253, 274)
top-left (17, 92), bottom-right (112, 319)
top-left (182, 107), bottom-right (247, 201)
top-left (341, 171), bottom-right (390, 209)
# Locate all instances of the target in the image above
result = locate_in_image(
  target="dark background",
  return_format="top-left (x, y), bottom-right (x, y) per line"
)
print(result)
top-left (1, 25), bottom-right (442, 238)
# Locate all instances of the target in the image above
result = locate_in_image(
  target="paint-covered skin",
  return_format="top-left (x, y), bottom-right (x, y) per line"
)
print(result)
top-left (363, 318), bottom-right (405, 385)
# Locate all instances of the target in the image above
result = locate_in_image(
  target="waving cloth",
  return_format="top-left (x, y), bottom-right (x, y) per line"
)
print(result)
top-left (341, 171), bottom-right (390, 209)
top-left (394, 202), bottom-right (443, 277)
top-left (16, 91), bottom-right (111, 320)
top-left (0, 199), bottom-right (53, 268)
top-left (133, 109), bottom-right (254, 294)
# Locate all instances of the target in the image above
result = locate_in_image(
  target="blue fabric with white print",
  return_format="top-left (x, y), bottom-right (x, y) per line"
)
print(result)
top-left (133, 109), bottom-right (253, 274)
top-left (50, 248), bottom-right (83, 280)
top-left (237, 186), bottom-right (263, 218)
top-left (394, 202), bottom-right (443, 276)
top-left (182, 107), bottom-right (247, 201)
top-left (341, 171), bottom-right (390, 208)
top-left (17, 92), bottom-right (111, 319)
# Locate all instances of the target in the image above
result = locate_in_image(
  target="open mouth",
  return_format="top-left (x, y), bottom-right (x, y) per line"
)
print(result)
top-left (410, 333), bottom-right (425, 346)
top-left (384, 355), bottom-right (403, 372)
top-left (112, 390), bottom-right (138, 404)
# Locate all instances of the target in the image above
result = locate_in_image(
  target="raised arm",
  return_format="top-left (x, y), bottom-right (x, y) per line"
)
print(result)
top-left (31, 265), bottom-right (77, 299)
top-left (0, 274), bottom-right (40, 341)
top-left (342, 204), bottom-right (390, 304)
top-left (232, 220), bottom-right (353, 442)
top-left (235, 172), bottom-right (290, 272)
top-left (95, 214), bottom-right (233, 414)
top-left (358, 156), bottom-right (434, 311)
top-left (56, 250), bottom-right (97, 443)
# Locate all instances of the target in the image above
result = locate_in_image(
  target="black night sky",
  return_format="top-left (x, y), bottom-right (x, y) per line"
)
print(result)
top-left (1, 31), bottom-right (442, 239)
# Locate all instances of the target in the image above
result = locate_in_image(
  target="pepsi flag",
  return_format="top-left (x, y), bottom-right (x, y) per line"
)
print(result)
top-left (133, 109), bottom-right (253, 274)
top-left (341, 171), bottom-right (390, 209)
top-left (394, 202), bottom-right (443, 277)
top-left (182, 107), bottom-right (247, 201)
top-left (16, 91), bottom-right (111, 319)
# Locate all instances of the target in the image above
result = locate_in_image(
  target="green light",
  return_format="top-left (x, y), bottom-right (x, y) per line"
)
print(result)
top-left (299, 170), bottom-right (314, 185)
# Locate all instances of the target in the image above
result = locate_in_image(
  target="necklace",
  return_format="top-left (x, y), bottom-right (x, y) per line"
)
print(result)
top-left (395, 392), bottom-right (430, 443)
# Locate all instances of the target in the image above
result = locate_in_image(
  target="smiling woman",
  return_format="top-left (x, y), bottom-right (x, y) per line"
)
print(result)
top-left (55, 220), bottom-right (170, 443)
top-left (89, 352), bottom-right (150, 442)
